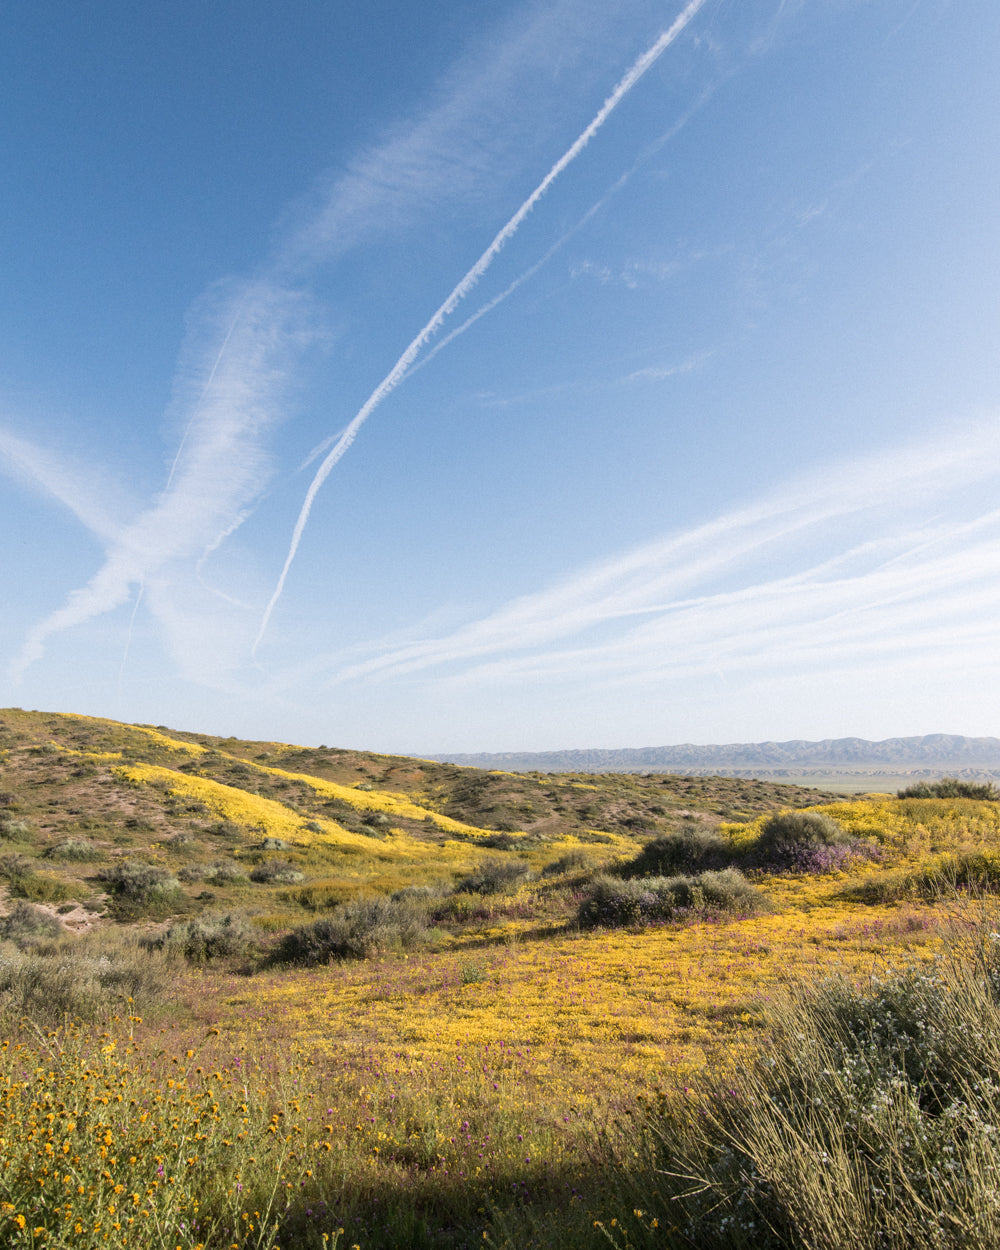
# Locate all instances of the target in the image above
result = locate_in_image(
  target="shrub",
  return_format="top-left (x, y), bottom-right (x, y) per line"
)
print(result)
top-left (276, 895), bottom-right (431, 964)
top-left (578, 868), bottom-right (770, 929)
top-left (208, 861), bottom-right (249, 885)
top-left (849, 850), bottom-right (1000, 904)
top-left (480, 832), bottom-right (525, 851)
top-left (154, 913), bottom-right (258, 963)
top-left (455, 858), bottom-right (531, 894)
top-left (619, 827), bottom-right (730, 877)
top-left (898, 776), bottom-right (1000, 800)
top-left (0, 900), bottom-right (62, 948)
top-left (627, 920), bottom-right (1000, 1250)
top-left (177, 864), bottom-right (206, 882)
top-left (97, 860), bottom-right (183, 915)
top-left (46, 838), bottom-right (103, 861)
top-left (99, 860), bottom-right (180, 900)
top-left (749, 809), bottom-right (876, 873)
top-left (541, 848), bottom-right (593, 877)
top-left (0, 818), bottom-right (33, 843)
top-left (250, 859), bottom-right (304, 884)
top-left (10, 872), bottom-right (75, 904)
top-left (0, 930), bottom-right (171, 1023)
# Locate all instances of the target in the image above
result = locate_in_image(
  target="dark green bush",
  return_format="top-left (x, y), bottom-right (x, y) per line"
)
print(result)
top-left (455, 858), bottom-right (530, 894)
top-left (898, 776), bottom-right (1000, 800)
top-left (619, 827), bottom-right (730, 878)
top-left (578, 868), bottom-right (769, 929)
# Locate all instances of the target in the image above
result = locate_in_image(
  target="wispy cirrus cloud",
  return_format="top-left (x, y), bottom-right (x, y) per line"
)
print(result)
top-left (9, 279), bottom-right (316, 678)
top-left (6, 0), bottom-right (714, 686)
top-left (319, 421), bottom-right (1000, 692)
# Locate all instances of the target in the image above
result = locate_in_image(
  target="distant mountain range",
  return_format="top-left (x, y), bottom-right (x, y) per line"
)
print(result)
top-left (429, 735), bottom-right (1000, 783)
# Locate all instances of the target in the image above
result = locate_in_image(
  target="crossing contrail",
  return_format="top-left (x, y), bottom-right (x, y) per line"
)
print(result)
top-left (253, 0), bottom-right (710, 653)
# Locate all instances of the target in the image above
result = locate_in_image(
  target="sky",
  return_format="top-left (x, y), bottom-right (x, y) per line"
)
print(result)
top-left (2, 0), bottom-right (999, 753)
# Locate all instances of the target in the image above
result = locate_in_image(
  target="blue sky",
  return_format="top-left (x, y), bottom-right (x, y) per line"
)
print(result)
top-left (2, 0), bottom-right (999, 752)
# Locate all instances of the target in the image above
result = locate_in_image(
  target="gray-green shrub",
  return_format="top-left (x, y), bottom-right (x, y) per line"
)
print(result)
top-left (578, 868), bottom-right (769, 928)
top-left (455, 858), bottom-right (530, 894)
top-left (277, 895), bottom-right (431, 964)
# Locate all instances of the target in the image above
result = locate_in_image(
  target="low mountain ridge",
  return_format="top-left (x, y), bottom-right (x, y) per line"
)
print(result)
top-left (430, 734), bottom-right (1000, 777)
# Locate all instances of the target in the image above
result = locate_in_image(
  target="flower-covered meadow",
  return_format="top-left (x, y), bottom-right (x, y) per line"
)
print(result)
top-left (3, 711), bottom-right (1000, 1247)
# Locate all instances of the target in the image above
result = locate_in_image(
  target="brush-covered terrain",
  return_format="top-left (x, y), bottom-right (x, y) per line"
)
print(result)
top-left (3, 709), bottom-right (1000, 1250)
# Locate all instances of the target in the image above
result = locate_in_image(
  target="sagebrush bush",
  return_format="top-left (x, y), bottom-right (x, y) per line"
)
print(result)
top-left (619, 827), bottom-right (730, 878)
top-left (0, 817), bottom-right (34, 843)
top-left (98, 859), bottom-right (181, 901)
top-left (455, 858), bottom-right (530, 894)
top-left (541, 848), bottom-right (593, 876)
top-left (578, 868), bottom-right (769, 929)
top-left (250, 858), bottom-right (304, 884)
top-left (277, 895), bottom-right (431, 964)
top-left (208, 861), bottom-right (249, 885)
top-left (45, 837), bottom-right (103, 861)
top-left (154, 912), bottom-right (258, 963)
top-left (0, 899), bottom-right (62, 948)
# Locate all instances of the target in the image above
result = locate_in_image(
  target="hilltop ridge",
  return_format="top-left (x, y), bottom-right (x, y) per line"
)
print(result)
top-left (429, 734), bottom-right (1000, 790)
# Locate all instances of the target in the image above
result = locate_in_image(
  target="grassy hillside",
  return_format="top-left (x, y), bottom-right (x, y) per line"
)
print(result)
top-left (3, 709), bottom-right (1000, 1249)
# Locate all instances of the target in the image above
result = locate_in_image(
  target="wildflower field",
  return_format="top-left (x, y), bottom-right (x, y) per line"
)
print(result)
top-left (3, 710), bottom-right (1000, 1248)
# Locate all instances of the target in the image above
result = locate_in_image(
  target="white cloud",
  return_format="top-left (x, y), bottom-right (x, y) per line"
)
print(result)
top-left (319, 421), bottom-right (1000, 692)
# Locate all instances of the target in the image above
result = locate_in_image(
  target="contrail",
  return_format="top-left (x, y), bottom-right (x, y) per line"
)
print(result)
top-left (253, 0), bottom-right (710, 654)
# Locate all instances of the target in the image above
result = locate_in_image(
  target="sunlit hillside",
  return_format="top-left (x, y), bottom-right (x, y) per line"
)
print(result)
top-left (2, 710), bottom-right (1000, 1249)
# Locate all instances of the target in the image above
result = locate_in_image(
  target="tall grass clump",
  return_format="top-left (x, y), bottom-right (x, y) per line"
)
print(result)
top-left (578, 868), bottom-right (769, 929)
top-left (532, 908), bottom-right (1000, 1250)
top-left (0, 926), bottom-right (172, 1024)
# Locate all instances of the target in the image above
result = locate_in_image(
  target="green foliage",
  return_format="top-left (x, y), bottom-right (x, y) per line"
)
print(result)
top-left (0, 817), bottom-right (34, 843)
top-left (0, 929), bottom-right (171, 1022)
top-left (578, 868), bottom-right (770, 928)
top-left (46, 837), bottom-right (103, 861)
top-left (618, 826), bottom-right (730, 877)
top-left (541, 847), bottom-right (593, 876)
top-left (898, 776), bottom-right (1000, 800)
top-left (749, 809), bottom-right (876, 873)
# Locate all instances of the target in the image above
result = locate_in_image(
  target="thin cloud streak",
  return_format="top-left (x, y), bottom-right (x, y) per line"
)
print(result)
top-left (324, 424), bottom-right (1000, 689)
top-left (253, 0), bottom-right (711, 654)
top-left (11, 281), bottom-right (316, 678)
